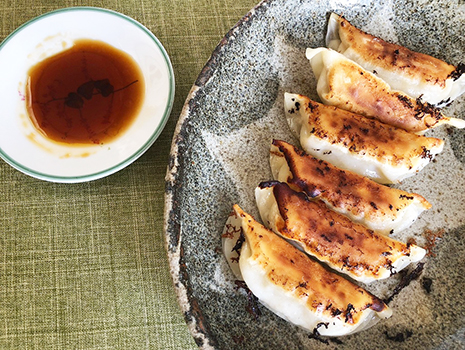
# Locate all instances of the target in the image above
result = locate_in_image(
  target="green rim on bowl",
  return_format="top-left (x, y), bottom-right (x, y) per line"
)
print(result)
top-left (0, 7), bottom-right (175, 183)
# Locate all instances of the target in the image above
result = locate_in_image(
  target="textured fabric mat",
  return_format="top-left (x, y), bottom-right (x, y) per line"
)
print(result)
top-left (0, 0), bottom-right (257, 348)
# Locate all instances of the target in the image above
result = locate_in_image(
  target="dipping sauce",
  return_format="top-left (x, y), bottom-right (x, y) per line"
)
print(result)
top-left (25, 39), bottom-right (145, 145)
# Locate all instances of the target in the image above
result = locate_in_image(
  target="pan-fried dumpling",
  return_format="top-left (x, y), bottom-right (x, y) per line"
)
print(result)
top-left (326, 13), bottom-right (465, 107)
top-left (255, 181), bottom-right (426, 284)
top-left (284, 92), bottom-right (444, 184)
top-left (223, 204), bottom-right (392, 336)
top-left (270, 139), bottom-right (431, 235)
top-left (306, 47), bottom-right (465, 133)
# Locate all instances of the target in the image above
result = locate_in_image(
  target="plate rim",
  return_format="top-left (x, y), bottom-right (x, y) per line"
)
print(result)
top-left (164, 0), bottom-right (268, 348)
top-left (0, 6), bottom-right (175, 183)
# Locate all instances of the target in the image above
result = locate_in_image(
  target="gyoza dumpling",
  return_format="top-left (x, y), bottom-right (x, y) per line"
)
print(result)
top-left (306, 47), bottom-right (465, 133)
top-left (270, 139), bottom-right (431, 235)
top-left (326, 13), bottom-right (465, 107)
top-left (223, 204), bottom-right (392, 336)
top-left (255, 181), bottom-right (426, 284)
top-left (284, 92), bottom-right (444, 184)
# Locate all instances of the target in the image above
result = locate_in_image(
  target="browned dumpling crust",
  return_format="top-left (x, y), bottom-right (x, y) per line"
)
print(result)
top-left (256, 181), bottom-right (426, 283)
top-left (233, 204), bottom-right (391, 336)
top-left (284, 93), bottom-right (444, 183)
top-left (306, 47), bottom-right (465, 133)
top-left (271, 139), bottom-right (431, 234)
top-left (332, 14), bottom-right (457, 88)
top-left (324, 54), bottom-right (445, 132)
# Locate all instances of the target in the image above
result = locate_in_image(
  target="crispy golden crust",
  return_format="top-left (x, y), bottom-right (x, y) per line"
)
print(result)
top-left (261, 181), bottom-right (417, 280)
top-left (288, 94), bottom-right (443, 167)
top-left (272, 140), bottom-right (431, 224)
top-left (326, 59), bottom-right (445, 133)
top-left (336, 15), bottom-right (456, 86)
top-left (234, 204), bottom-right (389, 322)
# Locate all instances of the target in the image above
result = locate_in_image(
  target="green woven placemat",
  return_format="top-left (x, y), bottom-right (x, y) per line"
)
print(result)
top-left (0, 0), bottom-right (257, 348)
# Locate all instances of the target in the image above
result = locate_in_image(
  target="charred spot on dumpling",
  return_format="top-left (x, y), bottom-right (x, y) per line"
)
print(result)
top-left (315, 167), bottom-right (325, 176)
top-left (420, 146), bottom-right (433, 160)
top-left (315, 322), bottom-right (329, 334)
top-left (307, 100), bottom-right (319, 112)
top-left (343, 124), bottom-right (352, 130)
top-left (396, 94), bottom-right (414, 109)
top-left (414, 97), bottom-right (443, 122)
top-left (360, 127), bottom-right (369, 134)
top-left (258, 180), bottom-right (280, 189)
top-left (449, 62), bottom-right (465, 80)
top-left (399, 194), bottom-right (414, 201)
top-left (344, 303), bottom-right (356, 323)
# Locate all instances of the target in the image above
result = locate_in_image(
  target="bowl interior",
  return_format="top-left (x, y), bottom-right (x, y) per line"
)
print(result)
top-left (0, 7), bottom-right (174, 182)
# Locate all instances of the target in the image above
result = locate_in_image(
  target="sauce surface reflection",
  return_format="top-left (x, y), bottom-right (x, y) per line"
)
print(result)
top-left (26, 39), bottom-right (145, 145)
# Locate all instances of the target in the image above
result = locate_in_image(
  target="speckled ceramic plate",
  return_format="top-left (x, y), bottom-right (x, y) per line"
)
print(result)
top-left (165, 0), bottom-right (465, 349)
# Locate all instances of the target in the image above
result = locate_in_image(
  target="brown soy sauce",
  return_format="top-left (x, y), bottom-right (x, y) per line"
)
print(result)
top-left (26, 39), bottom-right (145, 145)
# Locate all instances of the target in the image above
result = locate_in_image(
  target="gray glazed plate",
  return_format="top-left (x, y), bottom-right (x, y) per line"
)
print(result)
top-left (165, 0), bottom-right (465, 349)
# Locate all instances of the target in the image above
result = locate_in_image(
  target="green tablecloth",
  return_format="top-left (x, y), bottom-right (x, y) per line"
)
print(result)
top-left (0, 0), bottom-right (257, 348)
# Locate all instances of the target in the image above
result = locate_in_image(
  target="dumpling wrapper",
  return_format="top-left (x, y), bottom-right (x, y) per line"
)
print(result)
top-left (270, 139), bottom-right (431, 235)
top-left (284, 92), bottom-right (444, 184)
top-left (306, 47), bottom-right (465, 133)
top-left (223, 204), bottom-right (392, 337)
top-left (326, 13), bottom-right (465, 107)
top-left (255, 181), bottom-right (426, 284)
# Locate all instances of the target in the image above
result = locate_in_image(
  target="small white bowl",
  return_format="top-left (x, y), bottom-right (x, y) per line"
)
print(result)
top-left (0, 7), bottom-right (174, 183)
